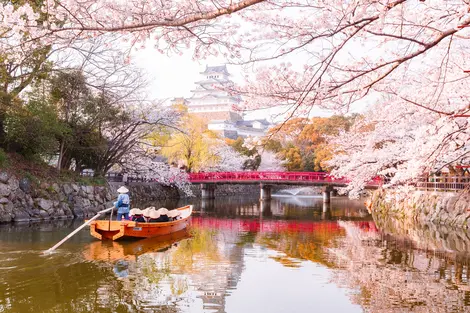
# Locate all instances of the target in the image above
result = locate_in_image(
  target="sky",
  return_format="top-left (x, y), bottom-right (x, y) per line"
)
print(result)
top-left (131, 48), bottom-right (335, 122)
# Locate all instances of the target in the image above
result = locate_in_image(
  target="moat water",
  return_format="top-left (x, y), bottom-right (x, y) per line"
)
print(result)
top-left (1, 195), bottom-right (470, 312)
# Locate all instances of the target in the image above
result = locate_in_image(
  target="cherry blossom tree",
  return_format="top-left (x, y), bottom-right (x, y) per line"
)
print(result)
top-left (119, 153), bottom-right (193, 195)
top-left (89, 102), bottom-right (180, 175)
top-left (328, 91), bottom-right (470, 197)
top-left (257, 150), bottom-right (285, 171)
top-left (207, 142), bottom-right (247, 171)
top-left (243, 136), bottom-right (285, 170)
top-left (4, 0), bottom-right (470, 193)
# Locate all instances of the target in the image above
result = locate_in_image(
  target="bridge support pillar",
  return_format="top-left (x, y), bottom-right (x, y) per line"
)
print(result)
top-left (322, 202), bottom-right (331, 220)
top-left (260, 184), bottom-right (272, 201)
top-left (322, 185), bottom-right (333, 203)
top-left (260, 199), bottom-right (272, 216)
top-left (201, 184), bottom-right (216, 199)
top-left (201, 198), bottom-right (215, 212)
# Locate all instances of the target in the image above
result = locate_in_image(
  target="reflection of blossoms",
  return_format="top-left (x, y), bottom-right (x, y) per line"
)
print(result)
top-left (328, 221), bottom-right (470, 313)
top-left (122, 227), bottom-right (242, 311)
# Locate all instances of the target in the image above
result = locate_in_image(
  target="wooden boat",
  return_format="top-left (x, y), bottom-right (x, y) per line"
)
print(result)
top-left (88, 205), bottom-right (193, 241)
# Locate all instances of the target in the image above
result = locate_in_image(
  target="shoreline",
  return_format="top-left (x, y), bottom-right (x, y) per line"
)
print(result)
top-left (368, 188), bottom-right (470, 229)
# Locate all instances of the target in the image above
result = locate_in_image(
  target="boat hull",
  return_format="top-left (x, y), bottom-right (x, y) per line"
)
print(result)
top-left (88, 205), bottom-right (192, 241)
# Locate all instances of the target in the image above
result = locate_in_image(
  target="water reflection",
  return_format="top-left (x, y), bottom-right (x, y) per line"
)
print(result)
top-left (135, 196), bottom-right (370, 221)
top-left (327, 219), bottom-right (470, 313)
top-left (1, 196), bottom-right (470, 312)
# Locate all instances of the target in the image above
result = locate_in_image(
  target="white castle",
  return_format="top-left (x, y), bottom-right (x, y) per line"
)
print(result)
top-left (172, 65), bottom-right (270, 139)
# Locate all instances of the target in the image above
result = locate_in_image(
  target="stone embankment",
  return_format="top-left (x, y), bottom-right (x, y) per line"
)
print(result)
top-left (368, 189), bottom-right (470, 228)
top-left (0, 171), bottom-right (114, 223)
top-left (0, 173), bottom-right (188, 223)
top-left (188, 184), bottom-right (260, 198)
top-left (112, 182), bottom-right (180, 202)
top-left (1, 174), bottom-right (299, 223)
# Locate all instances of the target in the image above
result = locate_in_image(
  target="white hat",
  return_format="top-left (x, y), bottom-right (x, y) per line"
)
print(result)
top-left (142, 208), bottom-right (151, 217)
top-left (134, 209), bottom-right (143, 215)
top-left (149, 210), bottom-right (161, 219)
top-left (168, 210), bottom-right (181, 218)
top-left (129, 208), bottom-right (137, 216)
top-left (157, 208), bottom-right (169, 215)
top-left (117, 186), bottom-right (129, 193)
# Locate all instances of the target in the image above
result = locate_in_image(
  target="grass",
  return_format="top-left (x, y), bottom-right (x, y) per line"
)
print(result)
top-left (0, 148), bottom-right (9, 168)
top-left (0, 152), bottom-right (106, 186)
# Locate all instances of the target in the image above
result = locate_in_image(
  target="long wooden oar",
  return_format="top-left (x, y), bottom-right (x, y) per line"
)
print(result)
top-left (45, 206), bottom-right (114, 253)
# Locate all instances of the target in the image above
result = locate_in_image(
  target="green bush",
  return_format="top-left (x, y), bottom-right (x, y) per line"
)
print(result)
top-left (5, 99), bottom-right (67, 159)
top-left (23, 172), bottom-right (40, 185)
top-left (76, 175), bottom-right (106, 186)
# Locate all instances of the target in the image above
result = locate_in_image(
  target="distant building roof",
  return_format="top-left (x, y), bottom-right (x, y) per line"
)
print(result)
top-left (188, 94), bottom-right (240, 102)
top-left (209, 120), bottom-right (234, 124)
top-left (200, 65), bottom-right (230, 76)
top-left (235, 119), bottom-right (271, 127)
top-left (171, 97), bottom-right (188, 104)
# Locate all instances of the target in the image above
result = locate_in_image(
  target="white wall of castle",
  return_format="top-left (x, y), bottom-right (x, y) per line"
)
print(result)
top-left (188, 104), bottom-right (233, 113)
top-left (237, 128), bottom-right (266, 137)
top-left (208, 122), bottom-right (237, 131)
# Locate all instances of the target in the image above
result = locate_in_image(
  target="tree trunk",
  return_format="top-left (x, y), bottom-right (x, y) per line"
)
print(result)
top-left (57, 139), bottom-right (65, 170)
top-left (0, 93), bottom-right (11, 147)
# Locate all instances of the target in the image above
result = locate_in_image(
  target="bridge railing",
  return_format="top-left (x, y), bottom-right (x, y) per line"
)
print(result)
top-left (93, 171), bottom-right (470, 191)
top-left (415, 176), bottom-right (470, 191)
top-left (188, 171), bottom-right (349, 183)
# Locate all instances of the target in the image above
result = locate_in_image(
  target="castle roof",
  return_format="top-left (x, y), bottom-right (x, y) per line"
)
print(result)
top-left (208, 120), bottom-right (234, 124)
top-left (200, 65), bottom-right (230, 76)
top-left (188, 93), bottom-right (241, 102)
top-left (235, 119), bottom-right (271, 127)
top-left (194, 78), bottom-right (230, 85)
top-left (235, 119), bottom-right (271, 129)
top-left (171, 97), bottom-right (188, 103)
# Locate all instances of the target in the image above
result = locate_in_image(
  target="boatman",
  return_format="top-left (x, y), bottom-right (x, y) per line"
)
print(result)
top-left (114, 186), bottom-right (130, 221)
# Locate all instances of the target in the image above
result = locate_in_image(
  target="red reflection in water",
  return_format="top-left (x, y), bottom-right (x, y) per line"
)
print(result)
top-left (191, 217), bottom-right (378, 234)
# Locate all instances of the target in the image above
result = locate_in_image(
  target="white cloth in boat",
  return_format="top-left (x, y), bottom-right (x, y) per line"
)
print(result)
top-left (149, 210), bottom-right (160, 219)
top-left (142, 208), bottom-right (151, 217)
top-left (157, 208), bottom-right (169, 215)
top-left (130, 208), bottom-right (142, 216)
top-left (167, 210), bottom-right (181, 218)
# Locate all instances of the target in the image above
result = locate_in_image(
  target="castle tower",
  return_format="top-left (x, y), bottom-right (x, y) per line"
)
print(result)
top-left (186, 65), bottom-right (243, 122)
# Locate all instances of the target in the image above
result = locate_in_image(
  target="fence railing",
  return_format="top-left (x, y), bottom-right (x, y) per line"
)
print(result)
top-left (415, 176), bottom-right (470, 191)
top-left (103, 173), bottom-right (159, 183)
top-left (99, 171), bottom-right (383, 186)
top-left (187, 171), bottom-right (347, 183)
top-left (96, 172), bottom-right (469, 191)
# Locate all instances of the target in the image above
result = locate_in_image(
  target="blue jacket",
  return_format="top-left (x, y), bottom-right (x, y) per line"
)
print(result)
top-left (115, 193), bottom-right (130, 214)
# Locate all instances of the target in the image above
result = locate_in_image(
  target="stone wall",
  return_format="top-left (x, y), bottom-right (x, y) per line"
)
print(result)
top-left (1, 175), bottom-right (314, 223)
top-left (124, 183), bottom-right (180, 202)
top-left (188, 184), bottom-right (260, 198)
top-left (369, 189), bottom-right (470, 228)
top-left (0, 171), bottom-right (114, 223)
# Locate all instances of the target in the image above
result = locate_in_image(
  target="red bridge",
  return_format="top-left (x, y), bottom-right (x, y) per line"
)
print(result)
top-left (188, 171), bottom-right (382, 201)
top-left (189, 171), bottom-right (350, 185)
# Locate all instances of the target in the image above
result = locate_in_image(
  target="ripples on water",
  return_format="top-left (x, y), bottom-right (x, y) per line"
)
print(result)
top-left (0, 196), bottom-right (470, 312)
